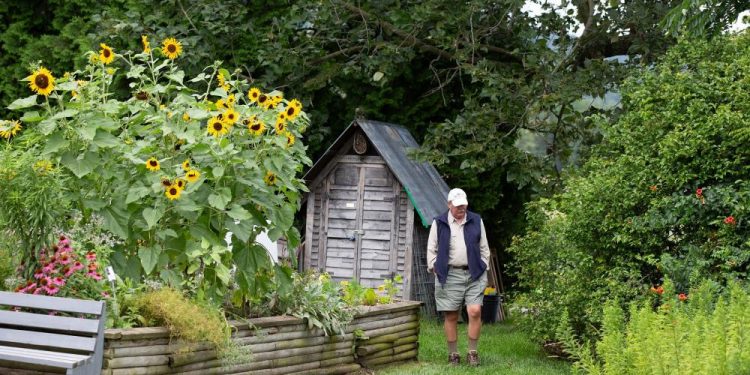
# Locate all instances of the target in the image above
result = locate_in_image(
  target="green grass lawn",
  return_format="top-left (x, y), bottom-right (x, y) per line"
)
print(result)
top-left (374, 318), bottom-right (571, 375)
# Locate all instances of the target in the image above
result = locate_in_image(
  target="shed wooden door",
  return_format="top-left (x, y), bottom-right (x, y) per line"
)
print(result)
top-left (322, 156), bottom-right (398, 287)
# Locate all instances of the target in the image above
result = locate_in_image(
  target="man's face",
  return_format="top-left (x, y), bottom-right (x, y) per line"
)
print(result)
top-left (448, 202), bottom-right (467, 221)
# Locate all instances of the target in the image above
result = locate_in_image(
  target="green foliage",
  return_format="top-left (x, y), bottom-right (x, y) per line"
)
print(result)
top-left (4, 40), bottom-right (310, 303)
top-left (661, 0), bottom-right (748, 39)
top-left (132, 287), bottom-right (234, 353)
top-left (509, 32), bottom-right (750, 342)
top-left (569, 280), bottom-right (750, 374)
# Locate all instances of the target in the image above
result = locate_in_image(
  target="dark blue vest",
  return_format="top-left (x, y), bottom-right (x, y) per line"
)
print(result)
top-left (434, 211), bottom-right (486, 285)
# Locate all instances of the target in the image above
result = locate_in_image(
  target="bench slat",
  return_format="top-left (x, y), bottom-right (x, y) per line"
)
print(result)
top-left (0, 310), bottom-right (99, 334)
top-left (0, 345), bottom-right (88, 369)
top-left (0, 292), bottom-right (104, 315)
top-left (0, 328), bottom-right (96, 352)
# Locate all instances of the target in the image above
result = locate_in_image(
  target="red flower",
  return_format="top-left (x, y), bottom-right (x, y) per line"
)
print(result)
top-left (678, 293), bottom-right (688, 301)
top-left (651, 285), bottom-right (664, 295)
top-left (695, 188), bottom-right (703, 198)
top-left (724, 216), bottom-right (736, 225)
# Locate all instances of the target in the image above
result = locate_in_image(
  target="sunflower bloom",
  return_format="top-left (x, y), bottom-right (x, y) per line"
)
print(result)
top-left (141, 35), bottom-right (151, 54)
top-left (161, 37), bottom-right (183, 60)
top-left (246, 117), bottom-right (266, 136)
top-left (165, 185), bottom-right (181, 200)
top-left (99, 43), bottom-right (115, 65)
top-left (222, 109), bottom-right (239, 125)
top-left (0, 120), bottom-right (22, 139)
top-left (257, 93), bottom-right (268, 106)
top-left (207, 117), bottom-right (228, 137)
top-left (226, 94), bottom-right (236, 107)
top-left (286, 99), bottom-right (302, 120)
top-left (275, 119), bottom-right (287, 134)
top-left (277, 111), bottom-right (288, 124)
top-left (248, 88), bottom-right (261, 103)
top-left (145, 157), bottom-right (160, 171)
top-left (181, 159), bottom-right (191, 171)
top-left (285, 132), bottom-right (296, 147)
top-left (185, 169), bottom-right (201, 183)
top-left (175, 178), bottom-right (187, 190)
top-left (264, 171), bottom-right (277, 186)
top-left (28, 67), bottom-right (56, 96)
top-left (218, 72), bottom-right (230, 91)
top-left (182, 113), bottom-right (190, 121)
top-left (216, 99), bottom-right (230, 110)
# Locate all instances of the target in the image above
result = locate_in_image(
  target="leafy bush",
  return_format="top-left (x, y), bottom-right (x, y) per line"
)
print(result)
top-left (509, 32), bottom-right (750, 342)
top-left (560, 280), bottom-right (750, 374)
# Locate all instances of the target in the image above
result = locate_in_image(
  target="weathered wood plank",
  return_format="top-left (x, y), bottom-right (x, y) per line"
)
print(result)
top-left (0, 292), bottom-right (103, 315)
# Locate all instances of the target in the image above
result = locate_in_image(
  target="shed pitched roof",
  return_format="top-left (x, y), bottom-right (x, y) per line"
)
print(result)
top-left (304, 119), bottom-right (449, 227)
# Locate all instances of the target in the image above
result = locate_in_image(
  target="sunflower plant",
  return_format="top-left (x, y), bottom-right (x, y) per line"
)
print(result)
top-left (4, 37), bottom-right (311, 303)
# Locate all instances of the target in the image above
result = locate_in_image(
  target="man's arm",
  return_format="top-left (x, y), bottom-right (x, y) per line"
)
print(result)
top-left (426, 220), bottom-right (438, 272)
top-left (480, 219), bottom-right (490, 268)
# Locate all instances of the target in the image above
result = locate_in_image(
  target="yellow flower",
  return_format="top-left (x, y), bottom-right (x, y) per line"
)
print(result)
top-left (245, 116), bottom-right (266, 136)
top-left (145, 157), bottom-right (160, 171)
top-left (181, 159), bottom-right (191, 171)
top-left (277, 111), bottom-right (288, 124)
top-left (275, 119), bottom-right (287, 134)
top-left (257, 93), bottom-right (268, 106)
top-left (106, 68), bottom-right (115, 75)
top-left (89, 53), bottom-right (99, 64)
top-left (185, 169), bottom-right (201, 183)
top-left (99, 43), bottom-right (115, 65)
top-left (161, 37), bottom-right (183, 60)
top-left (182, 113), bottom-right (191, 121)
top-left (216, 98), bottom-right (230, 110)
top-left (141, 35), bottom-right (151, 54)
top-left (207, 116), bottom-right (228, 137)
top-left (285, 132), bottom-right (295, 147)
top-left (264, 171), bottom-right (277, 186)
top-left (286, 99), bottom-right (302, 120)
top-left (222, 108), bottom-right (239, 125)
top-left (0, 120), bottom-right (22, 139)
top-left (175, 178), bottom-right (187, 190)
top-left (33, 160), bottom-right (53, 174)
top-left (28, 67), bottom-right (56, 96)
top-left (226, 94), bottom-right (236, 107)
top-left (248, 88), bottom-right (261, 103)
top-left (217, 72), bottom-right (230, 91)
top-left (165, 184), bottom-right (182, 200)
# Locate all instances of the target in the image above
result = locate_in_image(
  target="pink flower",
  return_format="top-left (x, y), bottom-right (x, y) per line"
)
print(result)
top-left (724, 216), bottom-right (736, 225)
top-left (101, 291), bottom-right (110, 298)
top-left (57, 253), bottom-right (72, 265)
top-left (86, 272), bottom-right (102, 281)
top-left (33, 268), bottom-right (45, 279)
top-left (695, 188), bottom-right (703, 198)
top-left (42, 262), bottom-right (56, 274)
top-left (71, 261), bottom-right (84, 273)
top-left (58, 236), bottom-right (70, 246)
top-left (85, 252), bottom-right (96, 261)
top-left (44, 285), bottom-right (60, 295)
top-left (52, 277), bottom-right (65, 286)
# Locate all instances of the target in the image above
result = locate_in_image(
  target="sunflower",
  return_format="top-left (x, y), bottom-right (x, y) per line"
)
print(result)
top-left (181, 159), bottom-right (191, 171)
top-left (185, 169), bottom-right (200, 183)
top-left (175, 178), bottom-right (187, 190)
top-left (216, 99), bottom-right (230, 110)
top-left (275, 119), bottom-right (287, 134)
top-left (99, 43), bottom-right (115, 65)
top-left (286, 99), bottom-right (302, 120)
top-left (257, 93), bottom-right (268, 106)
top-left (248, 88), bottom-right (261, 103)
top-left (161, 177), bottom-right (172, 187)
top-left (207, 116), bottom-right (228, 137)
top-left (285, 132), bottom-right (296, 147)
top-left (217, 72), bottom-right (230, 91)
top-left (222, 109), bottom-right (239, 125)
top-left (246, 117), bottom-right (266, 136)
top-left (226, 94), bottom-right (236, 107)
top-left (141, 35), bottom-right (151, 54)
top-left (145, 157), bottom-right (160, 171)
top-left (277, 111), bottom-right (288, 123)
top-left (28, 67), bottom-right (56, 96)
top-left (182, 113), bottom-right (190, 121)
top-left (165, 184), bottom-right (181, 200)
top-left (161, 37), bottom-right (183, 60)
top-left (0, 120), bottom-right (22, 139)
top-left (264, 171), bottom-right (277, 186)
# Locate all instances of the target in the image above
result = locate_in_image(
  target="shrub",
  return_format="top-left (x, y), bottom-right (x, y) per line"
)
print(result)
top-left (561, 280), bottom-right (750, 374)
top-left (509, 33), bottom-right (750, 342)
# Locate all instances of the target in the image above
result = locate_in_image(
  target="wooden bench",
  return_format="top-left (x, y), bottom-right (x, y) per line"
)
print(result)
top-left (0, 291), bottom-right (106, 375)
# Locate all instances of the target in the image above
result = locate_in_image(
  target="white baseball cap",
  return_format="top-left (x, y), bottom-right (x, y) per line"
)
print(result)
top-left (447, 188), bottom-right (468, 206)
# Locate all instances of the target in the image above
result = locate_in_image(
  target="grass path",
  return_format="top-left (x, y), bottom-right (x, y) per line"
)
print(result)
top-left (373, 318), bottom-right (571, 375)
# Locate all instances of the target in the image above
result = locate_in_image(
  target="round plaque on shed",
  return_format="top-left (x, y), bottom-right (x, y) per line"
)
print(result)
top-left (353, 132), bottom-right (368, 154)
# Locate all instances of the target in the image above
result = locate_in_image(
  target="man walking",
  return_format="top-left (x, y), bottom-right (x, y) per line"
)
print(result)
top-left (427, 188), bottom-right (490, 366)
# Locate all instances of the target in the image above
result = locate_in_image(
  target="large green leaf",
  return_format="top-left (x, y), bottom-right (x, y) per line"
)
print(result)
top-left (42, 131), bottom-right (69, 154)
top-left (93, 130), bottom-right (120, 148)
top-left (139, 246), bottom-right (161, 275)
top-left (38, 118), bottom-right (57, 135)
top-left (270, 204), bottom-right (294, 231)
top-left (51, 109), bottom-right (78, 120)
top-left (7, 95), bottom-right (38, 110)
top-left (61, 151), bottom-right (99, 178)
top-left (208, 187), bottom-right (231, 210)
top-left (102, 206), bottom-right (129, 239)
top-left (126, 185), bottom-right (150, 204)
top-left (143, 207), bottom-right (163, 229)
top-left (226, 204), bottom-right (251, 220)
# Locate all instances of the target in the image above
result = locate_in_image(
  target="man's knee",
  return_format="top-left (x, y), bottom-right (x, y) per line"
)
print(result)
top-left (444, 311), bottom-right (459, 322)
top-left (467, 304), bottom-right (481, 319)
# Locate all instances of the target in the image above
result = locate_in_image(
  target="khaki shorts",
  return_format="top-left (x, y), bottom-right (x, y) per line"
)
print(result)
top-left (435, 268), bottom-right (487, 312)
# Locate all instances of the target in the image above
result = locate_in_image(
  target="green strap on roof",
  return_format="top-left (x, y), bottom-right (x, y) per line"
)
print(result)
top-left (403, 186), bottom-right (430, 228)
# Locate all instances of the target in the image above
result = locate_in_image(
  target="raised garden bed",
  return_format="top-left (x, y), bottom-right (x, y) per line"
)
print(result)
top-left (101, 301), bottom-right (421, 374)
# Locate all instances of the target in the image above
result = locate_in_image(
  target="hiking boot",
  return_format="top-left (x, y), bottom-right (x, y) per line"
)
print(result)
top-left (448, 352), bottom-right (460, 365)
top-left (467, 350), bottom-right (480, 366)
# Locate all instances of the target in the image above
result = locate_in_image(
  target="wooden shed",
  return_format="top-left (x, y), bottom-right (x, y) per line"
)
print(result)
top-left (301, 119), bottom-right (449, 317)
